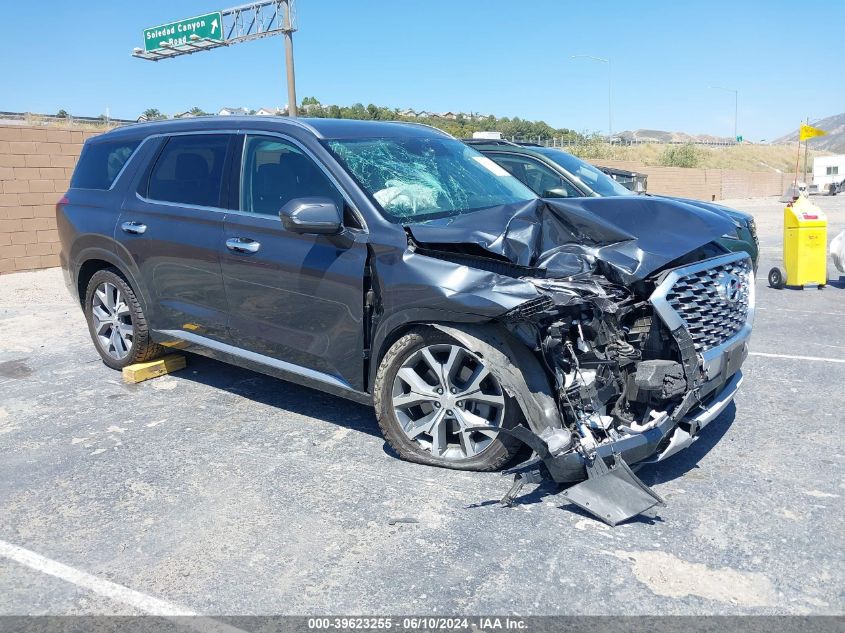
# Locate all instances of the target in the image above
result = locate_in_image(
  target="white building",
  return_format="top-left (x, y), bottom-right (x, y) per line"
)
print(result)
top-left (218, 107), bottom-right (249, 116)
top-left (255, 107), bottom-right (280, 116)
top-left (813, 155), bottom-right (845, 189)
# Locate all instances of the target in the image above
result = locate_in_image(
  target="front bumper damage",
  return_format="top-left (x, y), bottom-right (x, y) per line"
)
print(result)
top-left (468, 255), bottom-right (754, 525)
top-left (498, 370), bottom-right (744, 526)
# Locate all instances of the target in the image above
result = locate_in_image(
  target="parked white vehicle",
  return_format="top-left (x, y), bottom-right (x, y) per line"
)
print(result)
top-left (831, 229), bottom-right (845, 273)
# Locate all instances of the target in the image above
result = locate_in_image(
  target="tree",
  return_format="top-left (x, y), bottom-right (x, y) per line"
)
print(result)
top-left (188, 106), bottom-right (207, 116)
top-left (301, 96), bottom-right (320, 106)
top-left (56, 109), bottom-right (69, 119)
top-left (142, 108), bottom-right (164, 120)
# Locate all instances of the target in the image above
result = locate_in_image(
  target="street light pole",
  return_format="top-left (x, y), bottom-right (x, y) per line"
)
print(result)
top-left (283, 0), bottom-right (297, 117)
top-left (571, 55), bottom-right (612, 138)
top-left (709, 85), bottom-right (738, 141)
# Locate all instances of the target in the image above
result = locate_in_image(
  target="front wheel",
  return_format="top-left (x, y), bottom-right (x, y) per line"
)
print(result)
top-left (373, 328), bottom-right (522, 471)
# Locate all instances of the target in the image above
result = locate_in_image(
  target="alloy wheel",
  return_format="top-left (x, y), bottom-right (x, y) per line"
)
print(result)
top-left (391, 344), bottom-right (506, 460)
top-left (91, 282), bottom-right (133, 360)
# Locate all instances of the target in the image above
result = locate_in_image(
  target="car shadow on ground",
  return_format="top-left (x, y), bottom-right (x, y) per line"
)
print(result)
top-left (167, 353), bottom-right (383, 438)
top-left (161, 351), bottom-right (738, 525)
top-left (825, 275), bottom-right (845, 289)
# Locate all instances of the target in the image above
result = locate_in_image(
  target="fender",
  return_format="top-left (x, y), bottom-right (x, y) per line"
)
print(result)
top-left (72, 243), bottom-right (152, 317)
top-left (431, 322), bottom-right (563, 435)
top-left (368, 308), bottom-right (491, 389)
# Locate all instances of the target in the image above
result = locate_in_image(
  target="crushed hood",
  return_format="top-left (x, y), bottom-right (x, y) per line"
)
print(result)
top-left (407, 197), bottom-right (735, 283)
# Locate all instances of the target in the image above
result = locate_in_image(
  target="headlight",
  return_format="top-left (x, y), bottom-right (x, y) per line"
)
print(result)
top-left (746, 217), bottom-right (758, 243)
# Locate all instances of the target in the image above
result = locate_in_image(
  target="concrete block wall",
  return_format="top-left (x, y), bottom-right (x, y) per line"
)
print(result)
top-left (594, 159), bottom-right (795, 201)
top-left (0, 126), bottom-right (100, 274)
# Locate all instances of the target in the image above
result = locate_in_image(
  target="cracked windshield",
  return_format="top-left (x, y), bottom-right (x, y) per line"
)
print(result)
top-left (327, 137), bottom-right (535, 223)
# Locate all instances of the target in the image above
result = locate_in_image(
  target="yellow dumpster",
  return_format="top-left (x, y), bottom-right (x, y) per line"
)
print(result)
top-left (768, 197), bottom-right (828, 289)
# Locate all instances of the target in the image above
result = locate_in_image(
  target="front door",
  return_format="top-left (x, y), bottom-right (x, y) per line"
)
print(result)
top-left (220, 134), bottom-right (368, 390)
top-left (117, 133), bottom-right (234, 342)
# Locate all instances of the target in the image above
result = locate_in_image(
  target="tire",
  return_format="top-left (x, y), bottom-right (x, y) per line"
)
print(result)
top-left (768, 267), bottom-right (785, 289)
top-left (373, 328), bottom-right (522, 471)
top-left (84, 268), bottom-right (165, 370)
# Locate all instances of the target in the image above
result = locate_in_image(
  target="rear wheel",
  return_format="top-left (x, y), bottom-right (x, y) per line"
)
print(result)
top-left (373, 329), bottom-right (521, 471)
top-left (84, 269), bottom-right (164, 370)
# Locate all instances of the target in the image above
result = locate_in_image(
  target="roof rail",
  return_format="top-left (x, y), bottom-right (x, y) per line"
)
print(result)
top-left (384, 120), bottom-right (452, 137)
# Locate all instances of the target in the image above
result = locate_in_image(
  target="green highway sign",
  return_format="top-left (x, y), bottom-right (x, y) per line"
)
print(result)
top-left (143, 11), bottom-right (223, 52)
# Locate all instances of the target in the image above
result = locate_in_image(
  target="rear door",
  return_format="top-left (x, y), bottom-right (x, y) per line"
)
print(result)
top-left (220, 134), bottom-right (369, 391)
top-left (117, 133), bottom-right (234, 342)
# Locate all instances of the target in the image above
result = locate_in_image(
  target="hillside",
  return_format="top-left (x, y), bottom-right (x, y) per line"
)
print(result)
top-left (616, 129), bottom-right (735, 144)
top-left (567, 141), bottom-right (827, 172)
top-left (774, 113), bottom-right (845, 153)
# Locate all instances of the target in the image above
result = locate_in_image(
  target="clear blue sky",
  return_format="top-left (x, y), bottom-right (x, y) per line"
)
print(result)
top-left (3, 0), bottom-right (842, 140)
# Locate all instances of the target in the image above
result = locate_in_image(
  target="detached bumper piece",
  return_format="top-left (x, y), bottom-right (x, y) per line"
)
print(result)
top-left (497, 371), bottom-right (743, 526)
top-left (499, 430), bottom-right (664, 527)
top-left (561, 454), bottom-right (664, 527)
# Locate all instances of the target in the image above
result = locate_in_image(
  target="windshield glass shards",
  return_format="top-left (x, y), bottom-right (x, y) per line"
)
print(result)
top-left (327, 137), bottom-right (536, 223)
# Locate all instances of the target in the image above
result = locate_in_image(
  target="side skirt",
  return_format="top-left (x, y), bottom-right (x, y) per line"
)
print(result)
top-left (152, 329), bottom-right (373, 406)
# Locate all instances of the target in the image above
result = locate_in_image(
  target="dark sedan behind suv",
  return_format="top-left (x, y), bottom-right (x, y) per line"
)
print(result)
top-left (466, 140), bottom-right (759, 270)
top-left (58, 118), bottom-right (753, 517)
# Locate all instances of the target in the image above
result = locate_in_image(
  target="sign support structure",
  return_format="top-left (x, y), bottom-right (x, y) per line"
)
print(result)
top-left (133, 1), bottom-right (298, 116)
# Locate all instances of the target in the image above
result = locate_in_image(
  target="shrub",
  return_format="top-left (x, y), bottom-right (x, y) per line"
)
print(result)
top-left (658, 143), bottom-right (703, 168)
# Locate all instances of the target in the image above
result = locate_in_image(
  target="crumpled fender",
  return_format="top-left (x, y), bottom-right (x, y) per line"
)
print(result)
top-left (430, 322), bottom-right (563, 434)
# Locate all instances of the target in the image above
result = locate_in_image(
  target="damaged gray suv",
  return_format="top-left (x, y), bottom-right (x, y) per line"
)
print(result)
top-left (58, 118), bottom-right (753, 521)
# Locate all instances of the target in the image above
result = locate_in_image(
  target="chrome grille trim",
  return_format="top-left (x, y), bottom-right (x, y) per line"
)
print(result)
top-left (650, 252), bottom-right (755, 359)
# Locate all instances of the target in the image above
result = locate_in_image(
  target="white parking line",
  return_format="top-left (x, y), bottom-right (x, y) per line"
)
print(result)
top-left (756, 306), bottom-right (844, 317)
top-left (0, 539), bottom-right (245, 632)
top-left (750, 352), bottom-right (845, 364)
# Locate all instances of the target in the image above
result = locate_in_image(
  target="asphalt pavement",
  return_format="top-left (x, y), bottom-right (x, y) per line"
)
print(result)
top-left (0, 195), bottom-right (842, 617)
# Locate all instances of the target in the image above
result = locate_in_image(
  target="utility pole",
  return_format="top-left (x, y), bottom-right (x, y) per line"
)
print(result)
top-left (607, 58), bottom-right (613, 139)
top-left (803, 117), bottom-right (809, 184)
top-left (283, 0), bottom-right (298, 117)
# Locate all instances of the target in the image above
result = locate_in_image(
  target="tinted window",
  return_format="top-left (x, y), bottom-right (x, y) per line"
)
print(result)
top-left (534, 148), bottom-right (633, 197)
top-left (241, 136), bottom-right (343, 216)
top-left (147, 134), bottom-right (229, 207)
top-left (492, 154), bottom-right (582, 198)
top-left (71, 140), bottom-right (140, 190)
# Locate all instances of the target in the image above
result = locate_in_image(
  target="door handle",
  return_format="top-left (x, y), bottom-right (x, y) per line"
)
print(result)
top-left (121, 221), bottom-right (147, 235)
top-left (226, 237), bottom-right (261, 254)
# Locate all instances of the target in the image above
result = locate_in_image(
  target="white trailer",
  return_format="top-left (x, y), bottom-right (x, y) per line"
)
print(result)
top-left (813, 154), bottom-right (845, 193)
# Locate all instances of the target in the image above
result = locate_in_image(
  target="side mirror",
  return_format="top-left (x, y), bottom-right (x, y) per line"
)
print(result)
top-left (279, 197), bottom-right (342, 235)
top-left (543, 187), bottom-right (570, 199)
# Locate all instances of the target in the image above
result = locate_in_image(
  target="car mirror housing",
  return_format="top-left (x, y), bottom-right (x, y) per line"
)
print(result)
top-left (543, 187), bottom-right (570, 199)
top-left (279, 198), bottom-right (343, 235)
